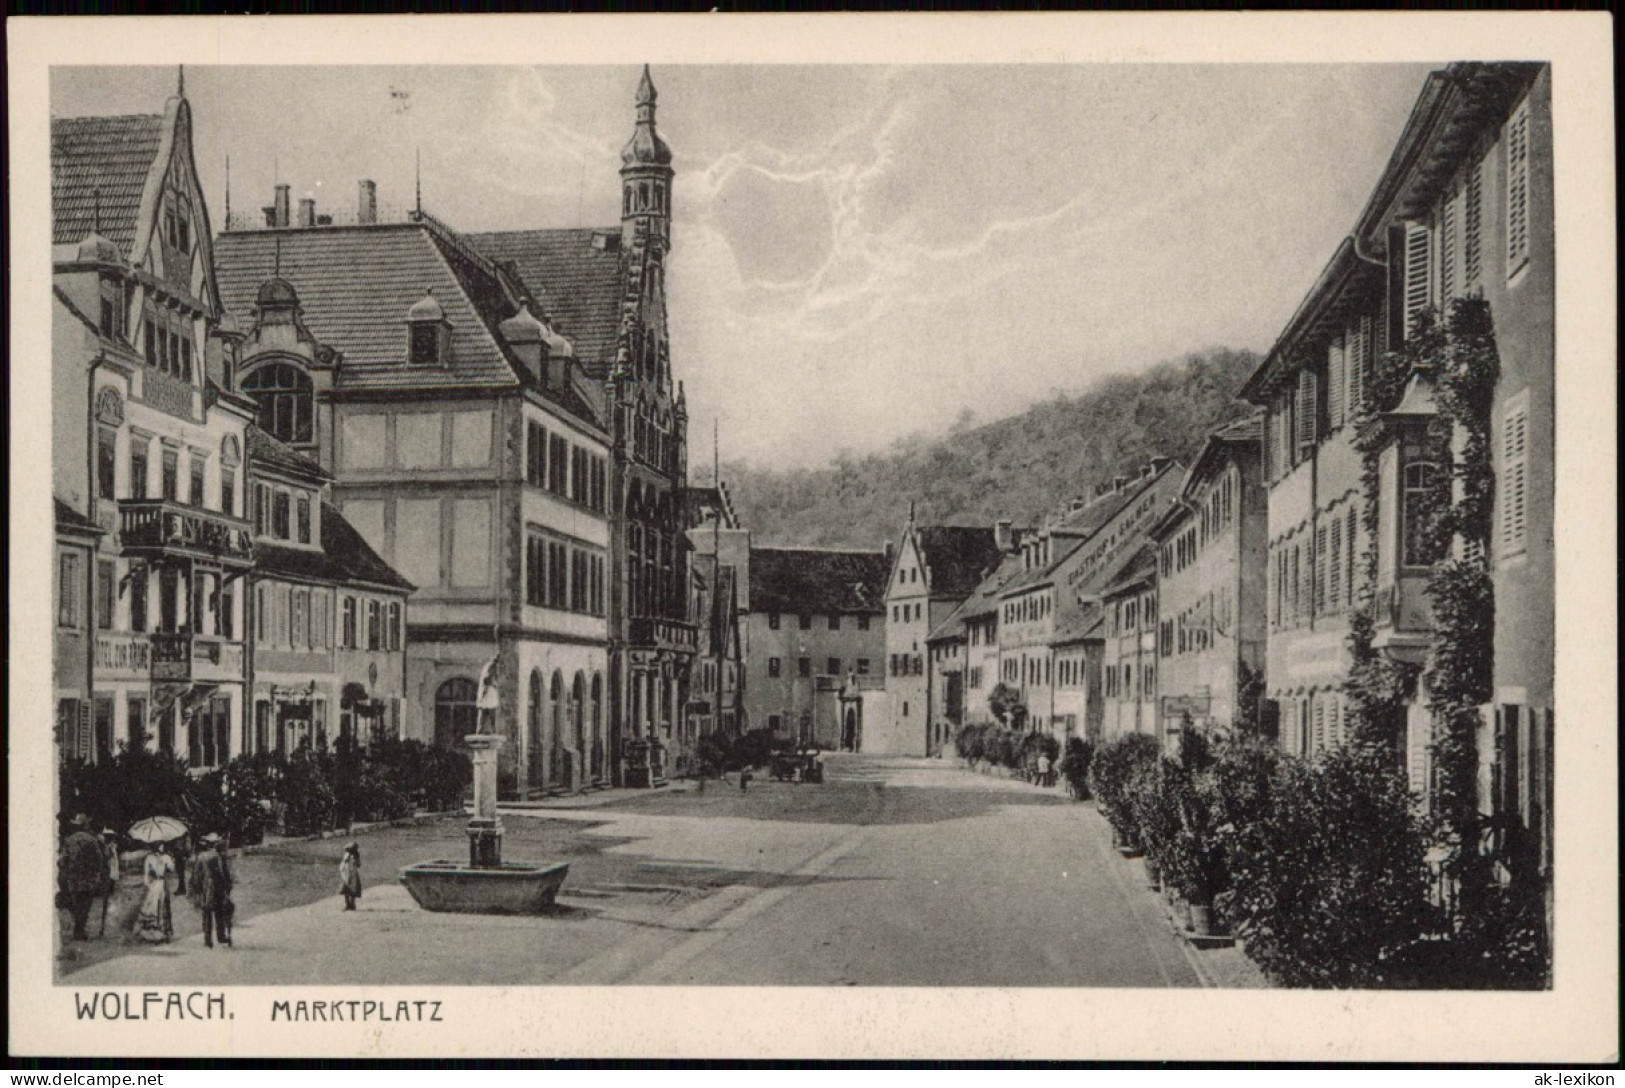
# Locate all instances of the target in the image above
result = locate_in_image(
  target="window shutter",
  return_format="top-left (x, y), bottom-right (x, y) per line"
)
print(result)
top-left (1505, 99), bottom-right (1531, 275)
top-left (1329, 515), bottom-right (1343, 610)
top-left (1500, 403), bottom-right (1529, 554)
top-left (1463, 160), bottom-right (1484, 288)
top-left (1314, 524), bottom-right (1328, 614)
top-left (1327, 338), bottom-right (1346, 429)
top-left (1347, 316), bottom-right (1369, 415)
top-left (1439, 187), bottom-right (1459, 305)
top-left (1296, 369), bottom-right (1318, 453)
top-left (1403, 221), bottom-right (1433, 340)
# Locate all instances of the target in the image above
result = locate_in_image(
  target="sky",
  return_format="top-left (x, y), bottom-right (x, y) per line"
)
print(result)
top-left (52, 63), bottom-right (1435, 471)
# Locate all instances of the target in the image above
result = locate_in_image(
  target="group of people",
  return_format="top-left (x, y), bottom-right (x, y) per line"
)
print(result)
top-left (59, 813), bottom-right (367, 949)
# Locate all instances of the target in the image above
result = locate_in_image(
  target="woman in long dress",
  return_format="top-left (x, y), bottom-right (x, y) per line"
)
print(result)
top-left (134, 842), bottom-right (176, 943)
top-left (338, 842), bottom-right (362, 911)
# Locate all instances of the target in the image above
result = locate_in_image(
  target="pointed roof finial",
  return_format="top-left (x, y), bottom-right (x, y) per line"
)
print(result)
top-left (177, 65), bottom-right (186, 98)
top-left (224, 154), bottom-right (231, 225)
top-left (637, 64), bottom-right (656, 105)
top-left (415, 148), bottom-right (422, 215)
top-left (92, 187), bottom-right (101, 234)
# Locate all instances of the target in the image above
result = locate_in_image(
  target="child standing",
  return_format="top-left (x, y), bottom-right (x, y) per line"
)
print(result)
top-left (338, 842), bottom-right (362, 912)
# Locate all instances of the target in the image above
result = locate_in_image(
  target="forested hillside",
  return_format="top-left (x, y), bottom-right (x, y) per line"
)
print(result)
top-left (722, 347), bottom-right (1261, 549)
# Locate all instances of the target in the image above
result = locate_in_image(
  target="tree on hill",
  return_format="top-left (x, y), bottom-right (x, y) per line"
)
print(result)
top-left (724, 347), bottom-right (1261, 548)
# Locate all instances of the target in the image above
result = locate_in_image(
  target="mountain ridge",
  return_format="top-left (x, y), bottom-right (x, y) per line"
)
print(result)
top-left (717, 347), bottom-right (1262, 550)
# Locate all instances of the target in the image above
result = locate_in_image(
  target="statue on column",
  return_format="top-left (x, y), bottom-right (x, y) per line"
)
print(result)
top-left (475, 654), bottom-right (503, 734)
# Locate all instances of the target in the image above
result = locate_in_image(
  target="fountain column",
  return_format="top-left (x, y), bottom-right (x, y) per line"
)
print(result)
top-left (465, 733), bottom-right (504, 867)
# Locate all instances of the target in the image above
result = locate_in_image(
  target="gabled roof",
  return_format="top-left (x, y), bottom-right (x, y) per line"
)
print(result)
top-left (255, 502), bottom-right (413, 592)
top-left (466, 228), bottom-right (625, 366)
top-left (914, 525), bottom-right (1005, 600)
top-left (954, 550), bottom-right (1033, 622)
top-left (246, 425), bottom-right (331, 484)
top-left (51, 113), bottom-right (165, 255)
top-left (1051, 603), bottom-right (1103, 646)
top-left (1097, 544), bottom-right (1158, 601)
top-left (215, 224), bottom-right (523, 392)
top-left (749, 547), bottom-right (891, 615)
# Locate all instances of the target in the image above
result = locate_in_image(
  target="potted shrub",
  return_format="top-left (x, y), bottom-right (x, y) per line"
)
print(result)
top-left (1058, 736), bottom-right (1093, 800)
top-left (1132, 757), bottom-right (1184, 893)
top-left (1088, 733), bottom-right (1159, 856)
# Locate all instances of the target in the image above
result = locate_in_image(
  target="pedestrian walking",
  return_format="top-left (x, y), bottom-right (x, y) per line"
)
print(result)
top-left (339, 842), bottom-right (362, 911)
top-left (98, 830), bottom-right (121, 937)
top-left (738, 766), bottom-right (752, 793)
top-left (133, 841), bottom-right (177, 944)
top-left (189, 834), bottom-right (233, 948)
top-left (1036, 752), bottom-right (1052, 788)
top-left (58, 814), bottom-right (105, 942)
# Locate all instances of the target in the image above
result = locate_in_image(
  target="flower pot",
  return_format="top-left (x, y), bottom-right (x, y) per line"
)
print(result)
top-left (1189, 902), bottom-right (1213, 936)
top-left (1143, 858), bottom-right (1161, 890)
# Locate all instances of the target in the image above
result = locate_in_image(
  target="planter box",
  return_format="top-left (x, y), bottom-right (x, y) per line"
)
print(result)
top-left (399, 860), bottom-right (569, 915)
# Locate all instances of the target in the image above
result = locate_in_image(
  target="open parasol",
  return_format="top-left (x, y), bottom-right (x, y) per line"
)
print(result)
top-left (126, 815), bottom-right (189, 844)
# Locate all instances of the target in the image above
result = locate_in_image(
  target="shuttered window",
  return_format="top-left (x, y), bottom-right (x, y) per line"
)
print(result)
top-left (1345, 507), bottom-right (1360, 607)
top-left (1463, 160), bottom-right (1484, 288)
top-left (1314, 524), bottom-right (1328, 614)
top-left (1327, 338), bottom-right (1346, 430)
top-left (1329, 515), bottom-right (1343, 610)
top-left (1499, 397), bottom-right (1530, 555)
top-left (1440, 186), bottom-right (1460, 304)
top-left (1403, 221), bottom-right (1433, 340)
top-left (1505, 99), bottom-right (1531, 276)
top-left (1296, 369), bottom-right (1318, 455)
top-left (1347, 316), bottom-right (1369, 415)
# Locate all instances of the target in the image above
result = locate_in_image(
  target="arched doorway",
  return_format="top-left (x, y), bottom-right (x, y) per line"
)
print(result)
top-left (571, 673), bottom-right (586, 752)
top-left (434, 678), bottom-right (478, 750)
top-left (549, 671), bottom-right (566, 789)
top-left (590, 673), bottom-right (604, 781)
top-left (527, 669), bottom-right (545, 791)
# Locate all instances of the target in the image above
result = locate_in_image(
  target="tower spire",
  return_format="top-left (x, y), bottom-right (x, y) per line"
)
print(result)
top-left (224, 154), bottom-right (231, 227)
top-left (177, 65), bottom-right (185, 98)
top-left (415, 148), bottom-right (422, 215)
top-left (620, 65), bottom-right (674, 251)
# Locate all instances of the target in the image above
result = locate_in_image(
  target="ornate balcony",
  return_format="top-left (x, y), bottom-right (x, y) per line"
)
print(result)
top-left (119, 499), bottom-right (254, 567)
top-left (628, 616), bottom-right (699, 654)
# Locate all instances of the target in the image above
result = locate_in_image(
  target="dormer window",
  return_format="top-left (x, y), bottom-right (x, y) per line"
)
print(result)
top-left (406, 288), bottom-right (450, 366)
top-left (242, 363), bottom-right (314, 445)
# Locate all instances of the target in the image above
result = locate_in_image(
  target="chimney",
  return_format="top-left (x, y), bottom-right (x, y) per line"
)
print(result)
top-left (297, 196), bottom-right (316, 228)
top-left (994, 518), bottom-right (1013, 553)
top-left (884, 542), bottom-right (894, 566)
top-left (1113, 475), bottom-right (1129, 493)
top-left (1070, 496), bottom-right (1087, 513)
top-left (358, 179), bottom-right (378, 225)
top-left (273, 184), bottom-right (291, 228)
top-left (1151, 455), bottom-right (1174, 474)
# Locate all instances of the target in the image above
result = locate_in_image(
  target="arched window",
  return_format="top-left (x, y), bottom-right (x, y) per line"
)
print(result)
top-left (1401, 462), bottom-right (1439, 567)
top-left (571, 672), bottom-right (586, 751)
top-left (549, 671), bottom-right (566, 788)
top-left (590, 673), bottom-right (603, 779)
top-left (434, 677), bottom-right (478, 750)
top-left (241, 363), bottom-right (314, 445)
top-left (527, 669), bottom-right (545, 789)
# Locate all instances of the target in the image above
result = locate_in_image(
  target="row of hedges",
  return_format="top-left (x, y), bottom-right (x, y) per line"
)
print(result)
top-left (59, 734), bottom-right (472, 847)
top-left (1086, 731), bottom-right (1547, 988)
top-left (954, 722), bottom-right (1060, 774)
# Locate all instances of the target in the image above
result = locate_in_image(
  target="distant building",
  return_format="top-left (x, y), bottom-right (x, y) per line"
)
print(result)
top-left (243, 427), bottom-right (412, 755)
top-left (1096, 546), bottom-right (1160, 744)
top-left (52, 76), bottom-right (258, 766)
top-left (1000, 462), bottom-right (1183, 747)
top-left (933, 522), bottom-right (1030, 743)
top-left (879, 521), bottom-right (1005, 755)
top-left (686, 482), bottom-right (748, 740)
top-left (1148, 415), bottom-right (1269, 745)
top-left (214, 67), bottom-right (696, 791)
top-left (746, 546), bottom-right (889, 748)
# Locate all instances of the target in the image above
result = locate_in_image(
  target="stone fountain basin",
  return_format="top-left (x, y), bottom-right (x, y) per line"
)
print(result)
top-left (399, 860), bottom-right (570, 915)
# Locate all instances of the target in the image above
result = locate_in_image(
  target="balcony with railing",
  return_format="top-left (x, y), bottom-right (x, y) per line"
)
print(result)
top-left (119, 499), bottom-right (254, 567)
top-left (628, 615), bottom-right (699, 654)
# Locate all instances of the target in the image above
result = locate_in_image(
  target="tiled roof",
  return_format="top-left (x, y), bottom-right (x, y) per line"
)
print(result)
top-left (915, 525), bottom-right (1005, 600)
top-left (1051, 604), bottom-right (1103, 645)
top-left (466, 228), bottom-right (625, 364)
top-left (1097, 544), bottom-right (1158, 600)
top-left (749, 547), bottom-right (891, 616)
top-left (214, 225), bottom-right (522, 391)
top-left (255, 503), bottom-right (413, 592)
top-left (954, 551), bottom-right (1030, 621)
top-left (999, 539), bottom-right (1084, 596)
top-left (246, 425), bottom-right (330, 483)
top-left (51, 113), bottom-right (164, 254)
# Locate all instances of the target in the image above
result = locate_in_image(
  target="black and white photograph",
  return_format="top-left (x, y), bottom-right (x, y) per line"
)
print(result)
top-left (9, 13), bottom-right (1616, 1063)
